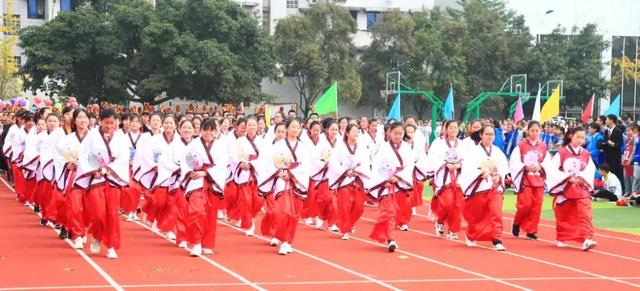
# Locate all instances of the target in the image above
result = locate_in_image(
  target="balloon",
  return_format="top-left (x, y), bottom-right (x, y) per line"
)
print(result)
top-left (54, 103), bottom-right (63, 111)
top-left (9, 98), bottom-right (15, 105)
top-left (34, 97), bottom-right (42, 104)
top-left (0, 102), bottom-right (5, 109)
top-left (44, 99), bottom-right (52, 106)
top-left (19, 99), bottom-right (26, 107)
top-left (69, 97), bottom-right (76, 102)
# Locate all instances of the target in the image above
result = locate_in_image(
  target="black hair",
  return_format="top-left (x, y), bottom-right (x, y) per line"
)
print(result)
top-left (99, 108), bottom-right (117, 120)
top-left (527, 121), bottom-right (541, 130)
top-left (389, 121), bottom-right (404, 131)
top-left (606, 114), bottom-right (618, 123)
top-left (62, 106), bottom-right (74, 116)
top-left (284, 117), bottom-right (301, 128)
top-left (564, 126), bottom-right (586, 144)
top-left (589, 123), bottom-right (601, 132)
top-left (344, 123), bottom-right (359, 142)
top-left (597, 163), bottom-right (610, 172)
top-left (324, 119), bottom-right (338, 130)
top-left (162, 113), bottom-right (176, 124)
top-left (200, 118), bottom-right (217, 131)
top-left (46, 112), bottom-right (61, 122)
top-left (235, 117), bottom-right (247, 126)
top-left (309, 121), bottom-right (322, 131)
top-left (443, 120), bottom-right (459, 129)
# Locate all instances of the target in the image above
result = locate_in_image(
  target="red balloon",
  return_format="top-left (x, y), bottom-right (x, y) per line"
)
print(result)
top-left (44, 99), bottom-right (52, 106)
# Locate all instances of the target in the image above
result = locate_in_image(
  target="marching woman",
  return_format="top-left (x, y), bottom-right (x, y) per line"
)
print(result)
top-left (158, 119), bottom-right (195, 248)
top-left (139, 114), bottom-right (179, 239)
top-left (224, 118), bottom-right (246, 226)
top-left (56, 109), bottom-right (91, 248)
top-left (367, 122), bottom-right (415, 252)
top-left (80, 108), bottom-right (130, 259)
top-left (401, 124), bottom-right (429, 229)
top-left (547, 127), bottom-right (597, 251)
top-left (328, 124), bottom-right (371, 240)
top-left (256, 118), bottom-right (310, 255)
top-left (39, 113), bottom-right (63, 226)
top-left (10, 112), bottom-right (32, 203)
top-left (259, 122), bottom-right (286, 242)
top-left (121, 114), bottom-right (143, 222)
top-left (21, 117), bottom-right (46, 207)
top-left (300, 121), bottom-right (322, 226)
top-left (181, 118), bottom-right (229, 256)
top-left (3, 111), bottom-right (24, 187)
top-left (427, 120), bottom-right (465, 240)
top-left (509, 121), bottom-right (552, 240)
top-left (231, 117), bottom-right (264, 236)
top-left (312, 120), bottom-right (339, 231)
top-left (133, 112), bottom-right (161, 223)
top-left (61, 106), bottom-right (74, 135)
top-left (459, 125), bottom-right (509, 251)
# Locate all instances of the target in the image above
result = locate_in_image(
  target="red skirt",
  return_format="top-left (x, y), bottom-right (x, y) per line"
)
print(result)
top-left (86, 184), bottom-right (121, 249)
top-left (411, 180), bottom-right (424, 207)
top-left (185, 190), bottom-right (223, 249)
top-left (236, 180), bottom-right (264, 229)
top-left (315, 180), bottom-right (337, 225)
top-left (336, 185), bottom-right (366, 234)
top-left (264, 190), bottom-right (300, 244)
top-left (224, 181), bottom-right (240, 220)
top-left (553, 197), bottom-right (594, 243)
top-left (301, 180), bottom-right (319, 218)
top-left (369, 193), bottom-right (401, 243)
top-left (431, 186), bottom-right (464, 232)
top-left (463, 190), bottom-right (503, 242)
top-left (514, 186), bottom-right (544, 235)
top-left (66, 187), bottom-right (87, 239)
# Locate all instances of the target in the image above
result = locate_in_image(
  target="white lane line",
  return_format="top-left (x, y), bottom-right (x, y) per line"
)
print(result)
top-left (5, 276), bottom-right (640, 290)
top-left (129, 217), bottom-right (265, 291)
top-left (299, 222), bottom-right (532, 291)
top-left (361, 215), bottom-right (640, 289)
top-left (0, 177), bottom-right (124, 291)
top-left (219, 221), bottom-right (402, 291)
top-left (413, 212), bottom-right (640, 263)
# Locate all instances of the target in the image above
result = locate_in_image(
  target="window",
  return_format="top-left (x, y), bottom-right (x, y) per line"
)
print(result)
top-left (366, 12), bottom-right (380, 30)
top-left (349, 10), bottom-right (358, 21)
top-left (61, 0), bottom-right (86, 12)
top-left (286, 0), bottom-right (298, 9)
top-left (13, 56), bottom-right (22, 69)
top-left (3, 15), bottom-right (20, 35)
top-left (28, 0), bottom-right (46, 19)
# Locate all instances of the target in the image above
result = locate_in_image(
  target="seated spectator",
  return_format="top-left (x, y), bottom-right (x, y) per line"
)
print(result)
top-left (593, 164), bottom-right (622, 202)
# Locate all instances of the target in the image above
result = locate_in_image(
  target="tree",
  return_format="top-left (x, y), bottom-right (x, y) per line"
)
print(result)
top-left (274, 3), bottom-right (361, 116)
top-left (0, 0), bottom-right (22, 99)
top-left (19, 0), bottom-right (277, 105)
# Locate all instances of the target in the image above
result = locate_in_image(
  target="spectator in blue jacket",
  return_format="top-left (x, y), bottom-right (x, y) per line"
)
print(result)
top-left (587, 123), bottom-right (605, 166)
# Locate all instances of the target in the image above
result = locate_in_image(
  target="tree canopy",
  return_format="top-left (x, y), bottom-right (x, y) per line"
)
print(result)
top-left (19, 0), bottom-right (277, 105)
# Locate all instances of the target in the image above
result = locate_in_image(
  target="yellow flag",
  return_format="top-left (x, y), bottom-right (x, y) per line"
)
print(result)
top-left (265, 104), bottom-right (271, 127)
top-left (540, 86), bottom-right (560, 123)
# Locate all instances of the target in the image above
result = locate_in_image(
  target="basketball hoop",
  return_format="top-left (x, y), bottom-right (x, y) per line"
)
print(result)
top-left (380, 90), bottom-right (396, 102)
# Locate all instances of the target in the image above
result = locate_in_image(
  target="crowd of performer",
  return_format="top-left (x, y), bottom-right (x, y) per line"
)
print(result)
top-left (0, 103), bottom-right (607, 259)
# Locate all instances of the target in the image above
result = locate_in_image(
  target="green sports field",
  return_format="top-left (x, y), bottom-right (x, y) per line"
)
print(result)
top-left (425, 188), bottom-right (640, 235)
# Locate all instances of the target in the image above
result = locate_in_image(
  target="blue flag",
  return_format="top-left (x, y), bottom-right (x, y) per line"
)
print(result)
top-left (603, 95), bottom-right (621, 117)
top-left (442, 86), bottom-right (454, 120)
top-left (386, 93), bottom-right (401, 121)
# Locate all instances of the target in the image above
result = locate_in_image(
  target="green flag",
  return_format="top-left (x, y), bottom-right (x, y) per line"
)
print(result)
top-left (312, 82), bottom-right (338, 116)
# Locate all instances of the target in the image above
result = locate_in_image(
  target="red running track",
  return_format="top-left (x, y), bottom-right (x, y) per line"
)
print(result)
top-left (0, 178), bottom-right (639, 291)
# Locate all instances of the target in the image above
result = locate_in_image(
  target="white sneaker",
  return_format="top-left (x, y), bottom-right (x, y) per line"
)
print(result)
top-left (435, 223), bottom-right (445, 237)
top-left (399, 224), bottom-right (409, 231)
top-left (582, 239), bottom-right (597, 251)
top-left (446, 231), bottom-right (458, 240)
top-left (411, 207), bottom-right (417, 215)
top-left (83, 236), bottom-right (87, 244)
top-left (556, 241), bottom-right (568, 248)
top-left (132, 213), bottom-right (140, 221)
top-left (217, 210), bottom-right (224, 219)
top-left (245, 221), bottom-right (255, 236)
top-left (351, 227), bottom-right (355, 233)
top-left (341, 233), bottom-right (350, 240)
top-left (285, 243), bottom-right (293, 254)
top-left (90, 239), bottom-right (101, 254)
top-left (151, 221), bottom-right (159, 232)
top-left (304, 217), bottom-right (314, 225)
top-left (387, 240), bottom-right (398, 252)
top-left (315, 218), bottom-right (324, 229)
top-left (24, 201), bottom-right (31, 206)
top-left (465, 236), bottom-right (476, 247)
top-left (328, 224), bottom-right (339, 232)
top-left (269, 238), bottom-right (280, 246)
top-left (493, 243), bottom-right (506, 251)
top-left (202, 248), bottom-right (214, 255)
top-left (278, 243), bottom-right (290, 255)
top-left (177, 241), bottom-right (188, 248)
top-left (166, 231), bottom-right (176, 241)
top-left (74, 237), bottom-right (84, 250)
top-left (126, 213), bottom-right (134, 222)
top-left (190, 244), bottom-right (202, 256)
top-left (106, 248), bottom-right (118, 259)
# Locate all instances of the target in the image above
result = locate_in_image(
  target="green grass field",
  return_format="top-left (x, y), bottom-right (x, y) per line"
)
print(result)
top-left (424, 188), bottom-right (640, 235)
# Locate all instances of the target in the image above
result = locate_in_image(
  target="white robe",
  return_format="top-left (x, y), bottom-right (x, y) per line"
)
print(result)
top-left (231, 135), bottom-right (263, 185)
top-left (40, 128), bottom-right (65, 182)
top-left (138, 132), bottom-right (178, 190)
top-left (11, 128), bottom-right (29, 164)
top-left (180, 137), bottom-right (229, 195)
top-left (426, 138), bottom-right (465, 193)
top-left (303, 134), bottom-right (331, 184)
top-left (2, 124), bottom-right (20, 159)
top-left (459, 143), bottom-right (509, 197)
top-left (55, 132), bottom-right (88, 189)
top-left (132, 132), bottom-right (158, 182)
top-left (78, 128), bottom-right (130, 188)
top-left (22, 131), bottom-right (47, 180)
top-left (366, 141), bottom-right (415, 199)
top-left (255, 139), bottom-right (310, 198)
top-left (327, 140), bottom-right (371, 190)
top-left (546, 146), bottom-right (595, 201)
top-left (157, 138), bottom-right (189, 192)
top-left (509, 141), bottom-right (553, 192)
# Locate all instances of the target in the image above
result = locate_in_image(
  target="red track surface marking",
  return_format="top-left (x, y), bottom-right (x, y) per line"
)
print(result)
top-left (0, 179), bottom-right (123, 290)
top-left (360, 210), bottom-right (640, 288)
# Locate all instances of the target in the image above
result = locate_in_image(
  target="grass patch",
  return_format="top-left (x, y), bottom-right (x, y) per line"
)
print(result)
top-left (424, 186), bottom-right (640, 235)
